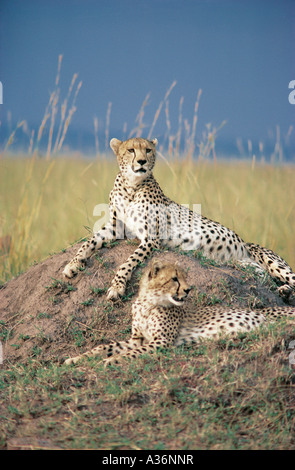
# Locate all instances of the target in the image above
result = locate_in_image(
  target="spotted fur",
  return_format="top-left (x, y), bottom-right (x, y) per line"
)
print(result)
top-left (64, 261), bottom-right (295, 365)
top-left (62, 137), bottom-right (295, 300)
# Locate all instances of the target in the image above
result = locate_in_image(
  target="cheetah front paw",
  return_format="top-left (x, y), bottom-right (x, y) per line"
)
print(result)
top-left (64, 355), bottom-right (83, 365)
top-left (103, 356), bottom-right (121, 367)
top-left (278, 284), bottom-right (292, 300)
top-left (106, 282), bottom-right (126, 301)
top-left (63, 259), bottom-right (85, 279)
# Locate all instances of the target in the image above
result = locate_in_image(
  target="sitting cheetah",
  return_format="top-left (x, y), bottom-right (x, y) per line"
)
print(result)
top-left (62, 137), bottom-right (295, 301)
top-left (64, 261), bottom-right (295, 365)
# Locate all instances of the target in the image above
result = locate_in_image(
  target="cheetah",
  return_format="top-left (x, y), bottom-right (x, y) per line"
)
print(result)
top-left (64, 261), bottom-right (295, 365)
top-left (62, 137), bottom-right (295, 301)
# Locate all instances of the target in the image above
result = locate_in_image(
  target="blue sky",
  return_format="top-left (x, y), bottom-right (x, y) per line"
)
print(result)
top-left (0, 0), bottom-right (294, 154)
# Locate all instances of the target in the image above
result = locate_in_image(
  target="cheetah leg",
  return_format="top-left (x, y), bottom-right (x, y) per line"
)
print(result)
top-left (246, 243), bottom-right (295, 298)
top-left (64, 334), bottom-right (145, 365)
top-left (106, 239), bottom-right (161, 301)
top-left (259, 306), bottom-right (295, 319)
top-left (63, 219), bottom-right (119, 279)
top-left (235, 258), bottom-right (265, 276)
top-left (103, 338), bottom-right (171, 366)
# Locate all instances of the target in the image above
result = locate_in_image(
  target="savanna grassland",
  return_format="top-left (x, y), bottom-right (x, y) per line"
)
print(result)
top-left (1, 155), bottom-right (294, 283)
top-left (0, 154), bottom-right (295, 451)
top-left (1, 60), bottom-right (295, 450)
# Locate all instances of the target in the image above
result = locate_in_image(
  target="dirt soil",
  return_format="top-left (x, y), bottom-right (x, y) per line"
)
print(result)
top-left (0, 240), bottom-right (294, 366)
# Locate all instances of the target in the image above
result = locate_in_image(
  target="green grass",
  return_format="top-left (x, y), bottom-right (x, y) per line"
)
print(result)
top-left (1, 155), bottom-right (294, 283)
top-left (1, 319), bottom-right (294, 450)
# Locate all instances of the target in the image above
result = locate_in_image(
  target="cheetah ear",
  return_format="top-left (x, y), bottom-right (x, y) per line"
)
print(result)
top-left (110, 138), bottom-right (122, 155)
top-left (148, 260), bottom-right (164, 279)
top-left (150, 138), bottom-right (158, 147)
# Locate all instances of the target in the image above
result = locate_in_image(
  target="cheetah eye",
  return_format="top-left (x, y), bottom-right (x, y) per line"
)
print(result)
top-left (146, 148), bottom-right (152, 154)
top-left (128, 148), bottom-right (135, 153)
top-left (172, 277), bottom-right (178, 282)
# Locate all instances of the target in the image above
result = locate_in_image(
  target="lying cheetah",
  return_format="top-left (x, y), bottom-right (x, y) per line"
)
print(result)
top-left (62, 137), bottom-right (295, 301)
top-left (65, 261), bottom-right (295, 365)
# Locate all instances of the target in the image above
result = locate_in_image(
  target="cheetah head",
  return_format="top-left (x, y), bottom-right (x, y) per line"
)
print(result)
top-left (140, 260), bottom-right (192, 307)
top-left (110, 137), bottom-right (158, 186)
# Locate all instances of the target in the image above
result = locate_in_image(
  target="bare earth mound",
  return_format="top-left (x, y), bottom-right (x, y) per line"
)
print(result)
top-left (1, 241), bottom-right (293, 366)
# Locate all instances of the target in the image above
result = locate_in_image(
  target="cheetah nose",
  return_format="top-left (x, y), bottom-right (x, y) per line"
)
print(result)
top-left (137, 159), bottom-right (147, 166)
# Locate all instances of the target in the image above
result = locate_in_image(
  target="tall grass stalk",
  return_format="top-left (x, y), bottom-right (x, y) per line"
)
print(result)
top-left (105, 102), bottom-right (112, 150)
top-left (56, 80), bottom-right (82, 154)
top-left (129, 92), bottom-right (150, 138)
top-left (31, 55), bottom-right (82, 159)
top-left (186, 88), bottom-right (202, 161)
top-left (147, 80), bottom-right (177, 140)
top-left (93, 116), bottom-right (100, 160)
top-left (53, 67), bottom-right (78, 154)
top-left (0, 121), bottom-right (26, 160)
